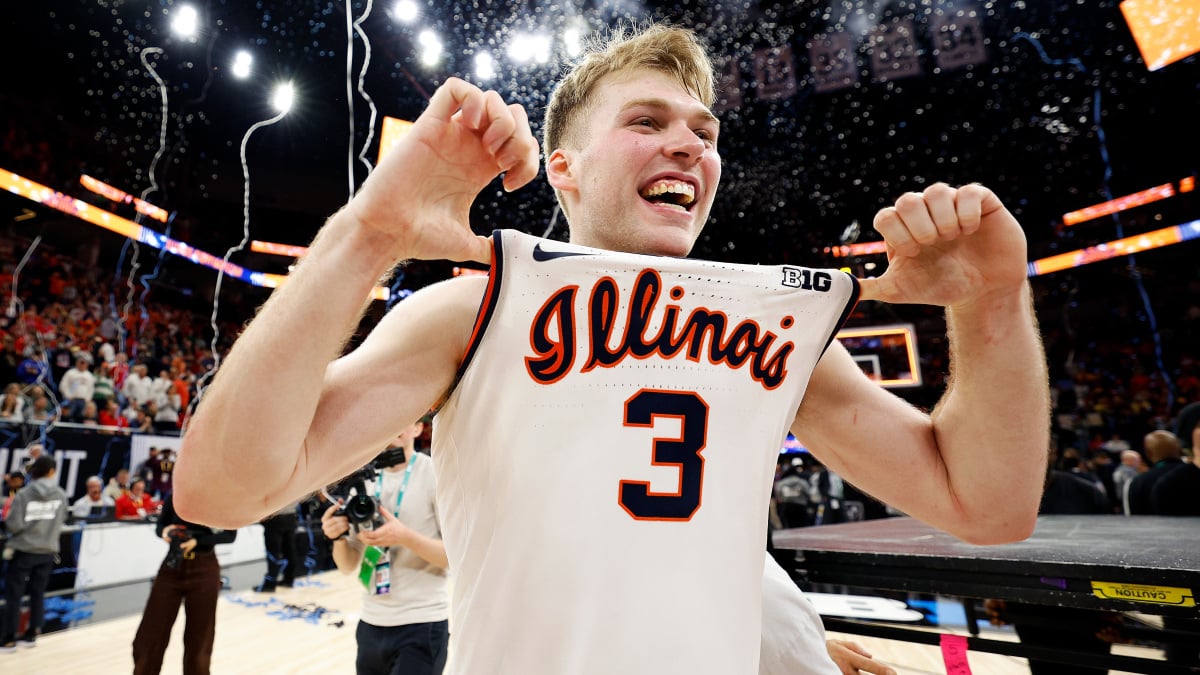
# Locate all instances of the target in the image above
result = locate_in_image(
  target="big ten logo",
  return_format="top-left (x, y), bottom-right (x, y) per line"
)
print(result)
top-left (781, 266), bottom-right (833, 292)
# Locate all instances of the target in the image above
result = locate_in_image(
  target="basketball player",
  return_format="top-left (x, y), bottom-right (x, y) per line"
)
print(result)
top-left (177, 23), bottom-right (1048, 674)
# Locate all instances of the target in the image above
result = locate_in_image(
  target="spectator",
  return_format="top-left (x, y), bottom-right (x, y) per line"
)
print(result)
top-left (98, 398), bottom-right (128, 431)
top-left (58, 357), bottom-right (95, 420)
top-left (130, 407), bottom-right (154, 434)
top-left (21, 444), bottom-right (45, 477)
top-left (153, 388), bottom-right (181, 432)
top-left (111, 352), bottom-right (130, 395)
top-left (20, 384), bottom-right (46, 413)
top-left (1, 455), bottom-right (68, 652)
top-left (78, 399), bottom-right (99, 426)
top-left (71, 475), bottom-right (115, 518)
top-left (14, 348), bottom-right (47, 385)
top-left (122, 363), bottom-right (152, 409)
top-left (103, 467), bottom-right (130, 501)
top-left (2, 472), bottom-right (26, 521)
top-left (171, 371), bottom-right (190, 423)
top-left (92, 362), bottom-right (115, 406)
top-left (144, 449), bottom-right (175, 501)
top-left (95, 336), bottom-right (115, 365)
top-left (773, 460), bottom-right (812, 529)
top-left (0, 383), bottom-right (25, 423)
top-left (1152, 403), bottom-right (1200, 516)
top-left (1111, 449), bottom-right (1145, 505)
top-left (1124, 430), bottom-right (1184, 515)
top-left (149, 369), bottom-right (174, 412)
top-left (115, 476), bottom-right (158, 520)
top-left (23, 393), bottom-right (56, 425)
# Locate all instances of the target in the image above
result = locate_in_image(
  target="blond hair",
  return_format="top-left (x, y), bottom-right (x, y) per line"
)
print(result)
top-left (543, 23), bottom-right (715, 210)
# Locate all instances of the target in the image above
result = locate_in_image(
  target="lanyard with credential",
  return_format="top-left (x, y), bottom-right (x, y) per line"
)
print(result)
top-left (374, 458), bottom-right (415, 518)
top-left (360, 458), bottom-right (414, 595)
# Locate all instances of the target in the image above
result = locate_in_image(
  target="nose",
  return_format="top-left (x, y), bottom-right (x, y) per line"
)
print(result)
top-left (662, 123), bottom-right (706, 162)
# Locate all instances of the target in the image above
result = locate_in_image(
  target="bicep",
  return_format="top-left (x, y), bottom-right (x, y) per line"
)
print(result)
top-left (302, 277), bottom-right (485, 489)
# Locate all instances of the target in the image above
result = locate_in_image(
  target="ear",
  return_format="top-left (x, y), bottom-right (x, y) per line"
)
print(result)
top-left (545, 148), bottom-right (577, 194)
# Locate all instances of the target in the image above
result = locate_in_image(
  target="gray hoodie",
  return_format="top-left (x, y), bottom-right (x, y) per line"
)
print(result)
top-left (6, 477), bottom-right (68, 554)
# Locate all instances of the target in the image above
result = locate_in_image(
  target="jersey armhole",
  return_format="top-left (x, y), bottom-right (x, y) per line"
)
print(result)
top-left (434, 230), bottom-right (505, 413)
top-left (818, 272), bottom-right (861, 358)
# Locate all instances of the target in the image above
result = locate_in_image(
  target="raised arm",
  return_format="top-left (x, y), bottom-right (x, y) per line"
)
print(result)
top-left (794, 183), bottom-right (1048, 544)
top-left (175, 78), bottom-right (540, 528)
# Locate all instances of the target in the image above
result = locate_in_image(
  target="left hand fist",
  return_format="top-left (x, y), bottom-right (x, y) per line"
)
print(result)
top-left (355, 505), bottom-right (413, 549)
top-left (859, 183), bottom-right (1028, 309)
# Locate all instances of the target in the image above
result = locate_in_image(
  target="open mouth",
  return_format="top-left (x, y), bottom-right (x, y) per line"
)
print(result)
top-left (639, 179), bottom-right (696, 213)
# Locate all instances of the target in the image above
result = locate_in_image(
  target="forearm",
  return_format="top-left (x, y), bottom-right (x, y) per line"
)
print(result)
top-left (331, 538), bottom-right (363, 574)
top-left (176, 210), bottom-right (401, 527)
top-left (399, 530), bottom-right (449, 569)
top-left (932, 282), bottom-right (1049, 540)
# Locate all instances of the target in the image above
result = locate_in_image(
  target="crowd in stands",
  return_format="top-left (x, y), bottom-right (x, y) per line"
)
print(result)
top-left (0, 234), bottom-right (243, 443)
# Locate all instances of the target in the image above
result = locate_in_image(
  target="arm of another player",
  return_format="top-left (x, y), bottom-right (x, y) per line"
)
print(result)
top-left (176, 78), bottom-right (538, 528)
top-left (795, 184), bottom-right (1048, 544)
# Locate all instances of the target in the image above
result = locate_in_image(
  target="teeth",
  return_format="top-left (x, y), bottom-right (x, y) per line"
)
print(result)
top-left (641, 180), bottom-right (696, 206)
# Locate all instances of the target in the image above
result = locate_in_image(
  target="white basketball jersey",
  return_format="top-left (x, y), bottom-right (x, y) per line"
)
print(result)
top-left (433, 230), bottom-right (859, 675)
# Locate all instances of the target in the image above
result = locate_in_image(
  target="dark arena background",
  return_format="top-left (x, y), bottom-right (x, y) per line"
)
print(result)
top-left (1, 1), bottom-right (1198, 673)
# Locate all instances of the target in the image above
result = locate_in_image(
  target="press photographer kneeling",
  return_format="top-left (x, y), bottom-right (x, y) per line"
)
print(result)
top-left (321, 420), bottom-right (449, 675)
top-left (132, 494), bottom-right (237, 675)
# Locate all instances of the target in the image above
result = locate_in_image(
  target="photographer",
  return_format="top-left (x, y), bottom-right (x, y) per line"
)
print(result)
top-left (131, 494), bottom-right (236, 674)
top-left (321, 420), bottom-right (448, 675)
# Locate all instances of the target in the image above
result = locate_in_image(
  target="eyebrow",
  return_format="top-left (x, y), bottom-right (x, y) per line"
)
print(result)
top-left (619, 97), bottom-right (721, 129)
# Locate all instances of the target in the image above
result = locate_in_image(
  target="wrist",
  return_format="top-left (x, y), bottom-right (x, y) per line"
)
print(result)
top-left (330, 205), bottom-right (410, 266)
top-left (948, 281), bottom-right (1030, 320)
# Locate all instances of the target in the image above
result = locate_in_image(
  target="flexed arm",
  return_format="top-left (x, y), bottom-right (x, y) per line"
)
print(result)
top-left (175, 79), bottom-right (540, 528)
top-left (796, 184), bottom-right (1048, 544)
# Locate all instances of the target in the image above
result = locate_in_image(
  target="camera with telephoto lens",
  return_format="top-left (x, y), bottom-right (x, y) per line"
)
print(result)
top-left (327, 446), bottom-right (408, 535)
top-left (163, 527), bottom-right (195, 569)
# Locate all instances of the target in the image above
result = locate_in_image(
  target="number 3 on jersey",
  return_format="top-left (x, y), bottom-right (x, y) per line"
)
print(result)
top-left (619, 389), bottom-right (709, 521)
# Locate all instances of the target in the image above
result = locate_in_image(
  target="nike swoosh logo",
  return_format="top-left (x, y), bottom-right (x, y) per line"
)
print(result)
top-left (532, 242), bottom-right (595, 261)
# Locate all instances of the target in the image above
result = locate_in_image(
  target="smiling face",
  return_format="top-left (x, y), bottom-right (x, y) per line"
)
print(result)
top-left (549, 68), bottom-right (721, 257)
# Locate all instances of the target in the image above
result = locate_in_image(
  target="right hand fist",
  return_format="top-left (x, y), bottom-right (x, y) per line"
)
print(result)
top-left (346, 77), bottom-right (541, 265)
top-left (320, 503), bottom-right (350, 540)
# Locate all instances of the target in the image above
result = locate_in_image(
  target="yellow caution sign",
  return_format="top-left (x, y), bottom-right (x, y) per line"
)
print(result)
top-left (1091, 581), bottom-right (1195, 607)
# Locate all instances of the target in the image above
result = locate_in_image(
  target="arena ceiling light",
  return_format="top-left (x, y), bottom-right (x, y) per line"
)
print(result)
top-left (474, 52), bottom-right (495, 81)
top-left (231, 50), bottom-right (253, 79)
top-left (392, 0), bottom-right (419, 23)
top-left (271, 82), bottom-right (294, 114)
top-left (418, 29), bottom-right (442, 67)
top-left (170, 5), bottom-right (199, 38)
top-left (563, 19), bottom-right (587, 57)
top-left (508, 32), bottom-right (550, 65)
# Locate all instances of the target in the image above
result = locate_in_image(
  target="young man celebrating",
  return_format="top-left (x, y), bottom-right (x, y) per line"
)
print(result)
top-left (178, 24), bottom-right (1047, 674)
